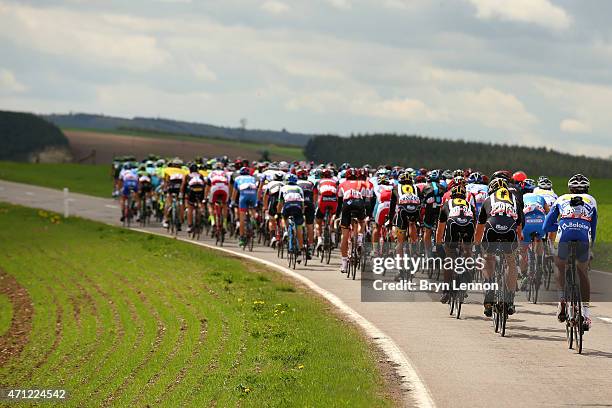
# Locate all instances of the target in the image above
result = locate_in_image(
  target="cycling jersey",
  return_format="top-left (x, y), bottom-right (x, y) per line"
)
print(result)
top-left (120, 170), bottom-right (138, 197)
top-left (544, 193), bottom-right (597, 262)
top-left (439, 197), bottom-right (476, 249)
top-left (522, 192), bottom-right (547, 242)
top-left (138, 175), bottom-right (153, 195)
top-left (373, 184), bottom-right (393, 225)
top-left (279, 184), bottom-right (305, 225)
top-left (315, 178), bottom-right (338, 219)
top-left (337, 180), bottom-right (369, 227)
top-left (263, 180), bottom-right (284, 216)
top-left (164, 167), bottom-right (187, 195)
top-left (186, 172), bottom-right (205, 204)
top-left (234, 174), bottom-right (258, 210)
top-left (297, 179), bottom-right (315, 224)
top-left (421, 182), bottom-right (446, 229)
top-left (388, 183), bottom-right (421, 231)
top-left (533, 187), bottom-right (558, 208)
top-left (466, 183), bottom-right (488, 215)
top-left (478, 187), bottom-right (523, 253)
top-left (208, 170), bottom-right (230, 203)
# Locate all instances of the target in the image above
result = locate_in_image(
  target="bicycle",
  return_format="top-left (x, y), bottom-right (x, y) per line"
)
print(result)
top-left (526, 233), bottom-right (543, 304)
top-left (122, 190), bottom-right (135, 227)
top-left (448, 240), bottom-right (470, 320)
top-left (241, 210), bottom-right (255, 252)
top-left (213, 201), bottom-right (225, 246)
top-left (565, 241), bottom-right (584, 354)
top-left (139, 195), bottom-right (151, 227)
top-left (318, 208), bottom-right (333, 265)
top-left (286, 216), bottom-right (299, 269)
top-left (492, 243), bottom-right (509, 337)
top-left (190, 201), bottom-right (203, 240)
top-left (167, 193), bottom-right (180, 235)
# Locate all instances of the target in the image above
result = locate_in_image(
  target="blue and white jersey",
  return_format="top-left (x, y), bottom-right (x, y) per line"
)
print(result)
top-left (543, 193), bottom-right (598, 243)
top-left (233, 174), bottom-right (258, 196)
top-left (466, 183), bottom-right (488, 215)
top-left (120, 169), bottom-right (138, 186)
top-left (533, 187), bottom-right (558, 208)
top-left (523, 193), bottom-right (547, 217)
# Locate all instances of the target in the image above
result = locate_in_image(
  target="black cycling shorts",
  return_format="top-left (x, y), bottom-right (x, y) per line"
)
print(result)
top-left (393, 206), bottom-right (420, 231)
top-left (340, 199), bottom-right (366, 228)
top-left (188, 190), bottom-right (205, 204)
top-left (282, 204), bottom-right (304, 226)
top-left (304, 201), bottom-right (315, 224)
top-left (444, 219), bottom-right (475, 250)
top-left (482, 216), bottom-right (518, 254)
top-left (267, 195), bottom-right (279, 217)
top-left (423, 206), bottom-right (440, 229)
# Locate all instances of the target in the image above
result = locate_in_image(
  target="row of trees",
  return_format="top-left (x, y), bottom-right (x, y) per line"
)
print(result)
top-left (0, 111), bottom-right (69, 161)
top-left (304, 134), bottom-right (612, 178)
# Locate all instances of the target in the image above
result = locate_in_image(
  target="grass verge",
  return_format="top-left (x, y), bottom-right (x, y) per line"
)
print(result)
top-left (0, 203), bottom-right (395, 407)
top-left (0, 294), bottom-right (11, 336)
top-left (0, 161), bottom-right (110, 198)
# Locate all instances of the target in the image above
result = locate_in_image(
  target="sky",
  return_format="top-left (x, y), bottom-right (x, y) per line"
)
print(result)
top-left (1, 0), bottom-right (611, 158)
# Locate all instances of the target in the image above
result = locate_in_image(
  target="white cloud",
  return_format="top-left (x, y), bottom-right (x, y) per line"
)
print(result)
top-left (191, 63), bottom-right (217, 81)
top-left (466, 0), bottom-right (572, 30)
top-left (260, 1), bottom-right (289, 15)
top-left (326, 0), bottom-right (351, 10)
top-left (560, 119), bottom-right (591, 134)
top-left (0, 68), bottom-right (27, 93)
top-left (0, 3), bottom-right (169, 71)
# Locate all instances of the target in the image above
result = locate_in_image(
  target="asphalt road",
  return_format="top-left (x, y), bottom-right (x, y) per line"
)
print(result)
top-left (2, 180), bottom-right (612, 408)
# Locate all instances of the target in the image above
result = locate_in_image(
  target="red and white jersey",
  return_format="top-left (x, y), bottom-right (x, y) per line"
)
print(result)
top-left (208, 170), bottom-right (229, 186)
top-left (338, 180), bottom-right (370, 201)
top-left (316, 178), bottom-right (338, 198)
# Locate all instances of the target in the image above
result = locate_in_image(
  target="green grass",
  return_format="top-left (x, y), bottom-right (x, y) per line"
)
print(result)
top-left (0, 203), bottom-right (393, 407)
top-left (0, 161), bottom-right (110, 198)
top-left (64, 127), bottom-right (306, 161)
top-left (0, 294), bottom-right (11, 336)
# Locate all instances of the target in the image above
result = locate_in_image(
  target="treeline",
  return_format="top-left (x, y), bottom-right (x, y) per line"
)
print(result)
top-left (0, 111), bottom-right (69, 161)
top-left (304, 134), bottom-right (612, 178)
top-left (44, 113), bottom-right (313, 147)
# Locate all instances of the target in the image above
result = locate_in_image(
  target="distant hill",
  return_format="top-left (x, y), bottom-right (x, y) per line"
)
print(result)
top-left (305, 134), bottom-right (612, 178)
top-left (0, 111), bottom-right (71, 162)
top-left (44, 113), bottom-right (312, 147)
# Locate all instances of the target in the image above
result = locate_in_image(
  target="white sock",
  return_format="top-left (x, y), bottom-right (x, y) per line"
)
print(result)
top-left (357, 233), bottom-right (363, 245)
top-left (341, 257), bottom-right (348, 269)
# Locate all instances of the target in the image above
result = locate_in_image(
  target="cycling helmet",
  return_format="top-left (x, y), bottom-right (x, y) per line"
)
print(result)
top-left (452, 169), bottom-right (464, 178)
top-left (419, 168), bottom-right (428, 176)
top-left (488, 177), bottom-right (508, 194)
top-left (537, 176), bottom-right (552, 190)
top-left (568, 174), bottom-right (590, 193)
top-left (345, 168), bottom-right (357, 180)
top-left (415, 175), bottom-right (426, 183)
top-left (522, 178), bottom-right (536, 193)
top-left (296, 168), bottom-right (308, 180)
top-left (286, 173), bottom-right (298, 184)
top-left (155, 159), bottom-right (165, 167)
top-left (512, 170), bottom-right (527, 183)
top-left (239, 167), bottom-right (250, 176)
top-left (170, 158), bottom-right (183, 168)
top-left (453, 175), bottom-right (465, 187)
top-left (340, 162), bottom-right (351, 171)
top-left (451, 183), bottom-right (466, 199)
top-left (442, 169), bottom-right (453, 180)
top-left (189, 164), bottom-right (199, 173)
top-left (279, 161), bottom-right (289, 171)
top-left (321, 169), bottom-right (332, 179)
top-left (428, 169), bottom-right (440, 182)
top-left (273, 171), bottom-right (285, 181)
top-left (378, 175), bottom-right (390, 185)
top-left (398, 171), bottom-right (413, 185)
top-left (214, 161), bottom-right (224, 170)
top-left (491, 170), bottom-right (512, 181)
top-left (406, 167), bottom-right (415, 177)
top-left (468, 172), bottom-right (483, 184)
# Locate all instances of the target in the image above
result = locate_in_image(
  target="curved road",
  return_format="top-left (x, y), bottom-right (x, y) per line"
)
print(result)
top-left (2, 180), bottom-right (612, 408)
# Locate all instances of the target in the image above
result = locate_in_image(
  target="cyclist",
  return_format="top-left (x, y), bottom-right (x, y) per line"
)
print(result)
top-left (136, 166), bottom-right (153, 221)
top-left (466, 171), bottom-right (488, 216)
top-left (337, 168), bottom-right (369, 274)
top-left (518, 178), bottom-right (549, 288)
top-left (371, 174), bottom-right (394, 256)
top-left (387, 171), bottom-right (421, 261)
top-left (436, 183), bottom-right (477, 303)
top-left (162, 158), bottom-right (187, 230)
top-left (534, 176), bottom-right (558, 208)
top-left (118, 162), bottom-right (138, 222)
top-left (296, 168), bottom-right (315, 257)
top-left (262, 171), bottom-right (285, 247)
top-left (232, 167), bottom-right (259, 247)
top-left (475, 177), bottom-right (524, 316)
top-left (314, 168), bottom-right (339, 250)
top-left (421, 169), bottom-right (447, 255)
top-left (206, 161), bottom-right (231, 232)
top-left (277, 173), bottom-right (305, 258)
top-left (543, 174), bottom-right (597, 330)
top-left (181, 163), bottom-right (206, 233)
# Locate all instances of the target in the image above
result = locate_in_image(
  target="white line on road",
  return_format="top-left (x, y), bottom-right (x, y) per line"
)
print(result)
top-left (597, 317), bottom-right (612, 324)
top-left (132, 228), bottom-right (436, 408)
top-left (25, 191), bottom-right (35, 196)
top-left (105, 204), bottom-right (119, 209)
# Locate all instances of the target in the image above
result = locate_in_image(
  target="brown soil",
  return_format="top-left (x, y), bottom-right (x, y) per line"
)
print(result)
top-left (0, 269), bottom-right (34, 366)
top-left (65, 130), bottom-right (288, 163)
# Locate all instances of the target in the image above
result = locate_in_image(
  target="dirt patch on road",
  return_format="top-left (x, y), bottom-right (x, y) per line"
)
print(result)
top-left (0, 269), bottom-right (34, 366)
top-left (65, 130), bottom-right (288, 163)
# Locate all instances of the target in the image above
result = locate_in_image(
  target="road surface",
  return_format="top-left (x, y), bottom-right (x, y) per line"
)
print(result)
top-left (2, 180), bottom-right (612, 408)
